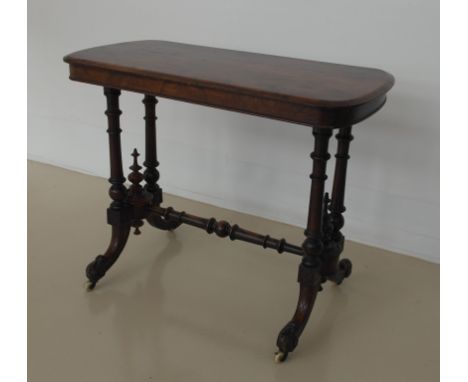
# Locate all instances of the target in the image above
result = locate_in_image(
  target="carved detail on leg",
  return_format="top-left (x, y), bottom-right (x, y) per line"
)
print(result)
top-left (327, 258), bottom-right (352, 285)
top-left (146, 213), bottom-right (181, 231)
top-left (128, 148), bottom-right (151, 235)
top-left (85, 224), bottom-right (131, 290)
top-left (275, 259), bottom-right (321, 362)
top-left (320, 195), bottom-right (352, 283)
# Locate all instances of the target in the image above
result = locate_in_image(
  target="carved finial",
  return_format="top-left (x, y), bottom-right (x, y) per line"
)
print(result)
top-left (133, 220), bottom-right (143, 235)
top-left (129, 149), bottom-right (143, 183)
top-left (322, 192), bottom-right (333, 242)
top-left (128, 149), bottom-right (144, 197)
top-left (128, 149), bottom-right (145, 234)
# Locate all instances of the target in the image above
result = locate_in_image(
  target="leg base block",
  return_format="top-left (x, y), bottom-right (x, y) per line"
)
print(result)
top-left (274, 351), bottom-right (289, 363)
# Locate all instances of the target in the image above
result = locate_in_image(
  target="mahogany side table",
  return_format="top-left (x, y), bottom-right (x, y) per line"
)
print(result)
top-left (64, 41), bottom-right (394, 362)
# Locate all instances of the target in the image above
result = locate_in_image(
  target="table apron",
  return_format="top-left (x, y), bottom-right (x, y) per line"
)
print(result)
top-left (69, 64), bottom-right (386, 127)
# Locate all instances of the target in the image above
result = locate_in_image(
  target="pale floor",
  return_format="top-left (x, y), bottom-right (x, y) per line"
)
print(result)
top-left (28, 161), bottom-right (439, 382)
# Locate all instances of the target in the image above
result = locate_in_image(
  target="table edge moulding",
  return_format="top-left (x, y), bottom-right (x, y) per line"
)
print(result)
top-left (64, 40), bottom-right (394, 127)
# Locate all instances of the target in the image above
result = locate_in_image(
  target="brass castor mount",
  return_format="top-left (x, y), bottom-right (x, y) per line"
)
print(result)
top-left (274, 351), bottom-right (289, 363)
top-left (84, 280), bottom-right (96, 291)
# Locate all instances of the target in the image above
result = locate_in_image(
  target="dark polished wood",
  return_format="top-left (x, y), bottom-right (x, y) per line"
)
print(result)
top-left (323, 126), bottom-right (354, 281)
top-left (331, 127), bottom-right (353, 216)
top-left (85, 88), bottom-right (131, 289)
top-left (103, 88), bottom-right (127, 210)
top-left (65, 41), bottom-right (394, 362)
top-left (276, 127), bottom-right (333, 360)
top-left (150, 205), bottom-right (303, 256)
top-left (146, 212), bottom-right (182, 231)
top-left (85, 224), bottom-right (131, 290)
top-left (276, 262), bottom-right (321, 362)
top-left (142, 95), bottom-right (162, 205)
top-left (64, 41), bottom-right (394, 127)
top-left (127, 149), bottom-right (147, 235)
top-left (305, 128), bottom-right (333, 242)
top-left (141, 94), bottom-right (182, 231)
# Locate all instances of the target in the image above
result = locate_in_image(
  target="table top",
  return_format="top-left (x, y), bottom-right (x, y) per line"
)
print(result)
top-left (64, 41), bottom-right (394, 127)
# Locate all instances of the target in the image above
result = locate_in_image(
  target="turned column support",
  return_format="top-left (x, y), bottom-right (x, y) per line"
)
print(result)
top-left (302, 127), bottom-right (333, 260)
top-left (104, 88), bottom-right (127, 211)
top-left (322, 126), bottom-right (354, 280)
top-left (143, 95), bottom-right (182, 231)
top-left (142, 95), bottom-right (162, 205)
top-left (330, 126), bottom-right (353, 237)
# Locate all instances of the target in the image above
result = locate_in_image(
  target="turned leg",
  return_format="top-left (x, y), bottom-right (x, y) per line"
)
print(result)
top-left (275, 127), bottom-right (332, 362)
top-left (143, 95), bottom-right (181, 231)
top-left (322, 126), bottom-right (354, 284)
top-left (142, 95), bottom-right (162, 204)
top-left (85, 88), bottom-right (132, 290)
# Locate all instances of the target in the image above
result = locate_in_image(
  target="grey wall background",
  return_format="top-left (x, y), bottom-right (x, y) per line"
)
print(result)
top-left (28, 0), bottom-right (440, 262)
